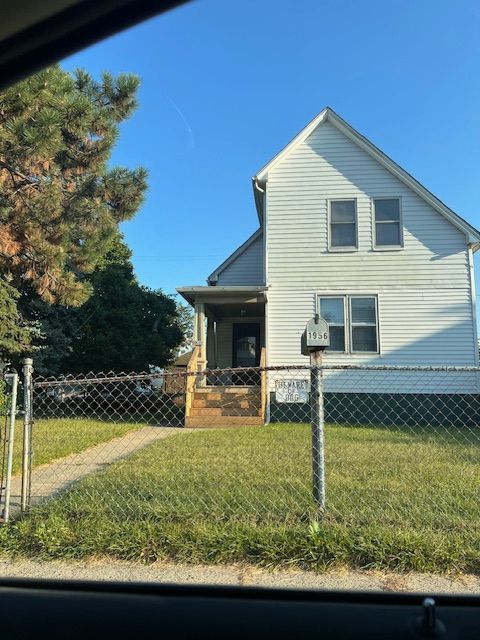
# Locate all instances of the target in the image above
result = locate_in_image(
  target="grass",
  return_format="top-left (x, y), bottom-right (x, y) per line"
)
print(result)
top-left (1, 422), bottom-right (479, 573)
top-left (7, 418), bottom-right (143, 475)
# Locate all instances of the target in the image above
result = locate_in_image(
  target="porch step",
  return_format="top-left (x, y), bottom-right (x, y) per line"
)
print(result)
top-left (195, 386), bottom-right (260, 395)
top-left (185, 415), bottom-right (263, 428)
top-left (192, 394), bottom-right (260, 404)
top-left (186, 384), bottom-right (263, 427)
top-left (189, 407), bottom-right (261, 417)
top-left (192, 397), bottom-right (260, 409)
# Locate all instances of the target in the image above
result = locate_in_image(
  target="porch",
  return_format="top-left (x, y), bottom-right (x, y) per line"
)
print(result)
top-left (176, 286), bottom-right (267, 427)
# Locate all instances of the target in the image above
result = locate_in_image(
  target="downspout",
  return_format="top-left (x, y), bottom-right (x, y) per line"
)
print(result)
top-left (253, 178), bottom-right (265, 195)
top-left (467, 243), bottom-right (479, 366)
top-left (254, 178), bottom-right (270, 423)
top-left (253, 177), bottom-right (266, 286)
top-left (252, 176), bottom-right (265, 225)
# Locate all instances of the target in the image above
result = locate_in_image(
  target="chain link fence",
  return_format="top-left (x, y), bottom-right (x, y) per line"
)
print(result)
top-left (1, 361), bottom-right (479, 547)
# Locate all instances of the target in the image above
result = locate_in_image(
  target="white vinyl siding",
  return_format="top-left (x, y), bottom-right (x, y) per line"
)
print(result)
top-left (265, 120), bottom-right (476, 390)
top-left (268, 288), bottom-right (475, 362)
top-left (215, 233), bottom-right (264, 285)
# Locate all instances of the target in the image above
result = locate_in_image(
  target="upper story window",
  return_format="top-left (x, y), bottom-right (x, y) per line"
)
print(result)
top-left (329, 199), bottom-right (357, 250)
top-left (373, 198), bottom-right (402, 248)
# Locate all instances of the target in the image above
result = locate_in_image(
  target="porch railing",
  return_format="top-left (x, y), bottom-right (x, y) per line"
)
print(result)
top-left (185, 345), bottom-right (200, 419)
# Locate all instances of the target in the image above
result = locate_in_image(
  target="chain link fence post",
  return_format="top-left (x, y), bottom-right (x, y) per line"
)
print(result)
top-left (2, 372), bottom-right (19, 522)
top-left (310, 352), bottom-right (325, 515)
top-left (21, 357), bottom-right (33, 512)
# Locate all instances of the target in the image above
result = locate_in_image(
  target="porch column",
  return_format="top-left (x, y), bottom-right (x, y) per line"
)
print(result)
top-left (213, 320), bottom-right (218, 369)
top-left (194, 302), bottom-right (207, 374)
top-left (206, 317), bottom-right (215, 368)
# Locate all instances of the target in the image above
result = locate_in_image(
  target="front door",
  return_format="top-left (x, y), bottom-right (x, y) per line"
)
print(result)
top-left (232, 323), bottom-right (261, 385)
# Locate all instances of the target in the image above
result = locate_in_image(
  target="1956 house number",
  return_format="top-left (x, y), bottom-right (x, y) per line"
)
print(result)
top-left (308, 330), bottom-right (328, 341)
top-left (301, 316), bottom-right (330, 354)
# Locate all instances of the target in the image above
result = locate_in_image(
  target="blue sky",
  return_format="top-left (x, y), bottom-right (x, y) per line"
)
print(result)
top-left (63, 0), bottom-right (480, 302)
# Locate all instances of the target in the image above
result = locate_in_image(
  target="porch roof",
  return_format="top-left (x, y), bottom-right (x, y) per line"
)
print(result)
top-left (176, 285), bottom-right (267, 307)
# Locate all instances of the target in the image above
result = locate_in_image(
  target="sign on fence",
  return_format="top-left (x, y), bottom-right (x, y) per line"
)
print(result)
top-left (275, 379), bottom-right (309, 403)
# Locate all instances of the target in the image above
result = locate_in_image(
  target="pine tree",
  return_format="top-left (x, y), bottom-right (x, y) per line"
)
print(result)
top-left (0, 66), bottom-right (147, 310)
top-left (0, 277), bottom-right (32, 358)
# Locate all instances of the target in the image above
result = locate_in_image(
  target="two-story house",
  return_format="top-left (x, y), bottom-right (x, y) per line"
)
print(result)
top-left (177, 108), bottom-right (480, 426)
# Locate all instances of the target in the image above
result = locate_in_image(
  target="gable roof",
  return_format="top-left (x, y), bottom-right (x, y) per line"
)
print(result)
top-left (207, 228), bottom-right (263, 283)
top-left (252, 107), bottom-right (480, 245)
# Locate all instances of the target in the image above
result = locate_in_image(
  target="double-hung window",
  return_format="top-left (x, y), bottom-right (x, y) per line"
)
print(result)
top-left (318, 295), bottom-right (379, 353)
top-left (329, 199), bottom-right (357, 250)
top-left (349, 296), bottom-right (378, 352)
top-left (374, 198), bottom-right (402, 248)
top-left (318, 297), bottom-right (345, 352)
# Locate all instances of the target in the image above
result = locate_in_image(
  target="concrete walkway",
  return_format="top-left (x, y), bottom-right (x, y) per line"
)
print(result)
top-left (8, 426), bottom-right (184, 517)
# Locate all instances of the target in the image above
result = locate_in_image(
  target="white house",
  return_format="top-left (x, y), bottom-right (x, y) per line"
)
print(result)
top-left (177, 108), bottom-right (480, 425)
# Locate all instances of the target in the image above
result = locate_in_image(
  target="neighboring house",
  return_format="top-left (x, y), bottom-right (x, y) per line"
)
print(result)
top-left (177, 108), bottom-right (480, 424)
top-left (163, 351), bottom-right (193, 396)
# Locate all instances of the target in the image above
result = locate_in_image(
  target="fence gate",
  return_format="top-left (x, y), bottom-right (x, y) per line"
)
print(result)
top-left (0, 371), bottom-right (19, 522)
top-left (26, 366), bottom-right (184, 512)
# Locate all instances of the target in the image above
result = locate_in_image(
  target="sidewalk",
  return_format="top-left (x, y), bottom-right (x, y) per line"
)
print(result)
top-left (7, 426), bottom-right (184, 517)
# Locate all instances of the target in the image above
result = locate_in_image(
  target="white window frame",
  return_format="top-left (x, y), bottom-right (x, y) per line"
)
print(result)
top-left (372, 197), bottom-right (404, 250)
top-left (317, 295), bottom-right (347, 353)
top-left (328, 198), bottom-right (358, 252)
top-left (348, 295), bottom-right (379, 354)
top-left (317, 294), bottom-right (380, 355)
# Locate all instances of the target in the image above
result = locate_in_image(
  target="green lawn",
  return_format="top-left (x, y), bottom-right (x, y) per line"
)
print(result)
top-left (10, 418), bottom-right (143, 475)
top-left (1, 422), bottom-right (479, 573)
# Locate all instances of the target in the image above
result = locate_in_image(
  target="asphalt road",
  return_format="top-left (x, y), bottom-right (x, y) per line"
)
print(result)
top-left (0, 559), bottom-right (478, 594)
